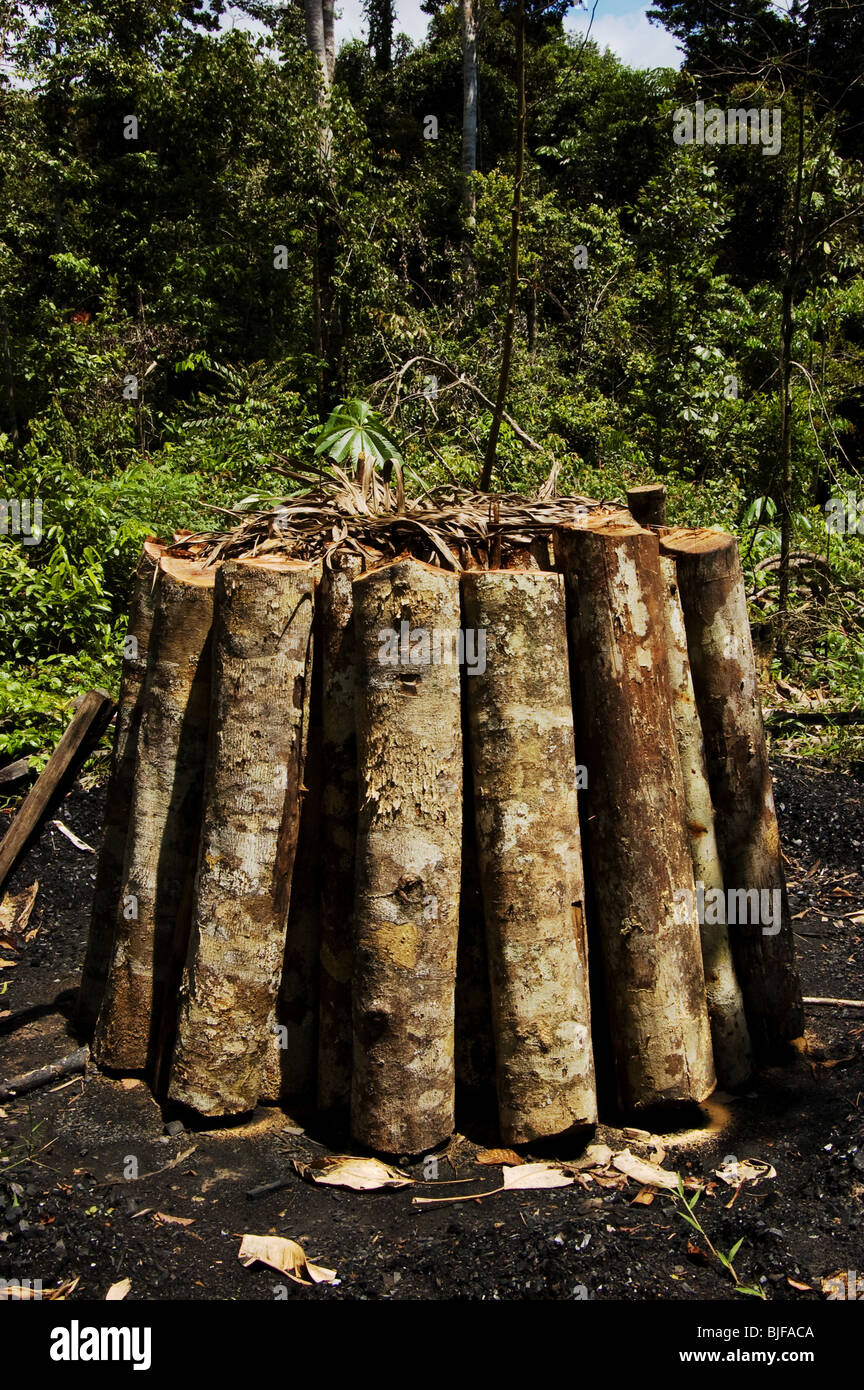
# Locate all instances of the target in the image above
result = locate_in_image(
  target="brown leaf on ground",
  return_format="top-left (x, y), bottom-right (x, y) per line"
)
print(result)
top-left (475, 1148), bottom-right (523, 1166)
top-left (822, 1270), bottom-right (862, 1300)
top-left (501, 1162), bottom-right (573, 1191)
top-left (238, 1234), bottom-right (337, 1285)
top-left (612, 1149), bottom-right (678, 1190)
top-left (294, 1156), bottom-right (413, 1191)
top-left (105, 1278), bottom-right (132, 1300)
top-left (713, 1157), bottom-right (776, 1186)
top-left (0, 881), bottom-right (39, 952)
top-left (152, 1212), bottom-right (195, 1226)
top-left (631, 1187), bottom-right (655, 1206)
top-left (40, 1278), bottom-right (81, 1301)
top-left (563, 1142), bottom-right (614, 1172)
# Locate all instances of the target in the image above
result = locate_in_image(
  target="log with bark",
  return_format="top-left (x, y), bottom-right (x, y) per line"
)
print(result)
top-left (555, 518), bottom-right (716, 1112)
top-left (350, 557), bottom-right (463, 1154)
top-left (315, 551), bottom-right (363, 1114)
top-left (659, 554), bottom-right (752, 1088)
top-left (259, 697), bottom-right (323, 1106)
top-left (166, 557), bottom-right (319, 1116)
top-left (462, 569), bottom-right (597, 1141)
top-left (93, 557), bottom-right (215, 1076)
top-left (627, 484), bottom-right (667, 527)
top-left (77, 541), bottom-right (164, 1036)
top-left (659, 528), bottom-right (804, 1057)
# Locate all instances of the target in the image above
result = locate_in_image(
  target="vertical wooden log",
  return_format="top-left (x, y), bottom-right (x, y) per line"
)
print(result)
top-left (660, 554), bottom-right (753, 1087)
top-left (316, 551), bottom-right (363, 1114)
top-left (166, 558), bottom-right (318, 1116)
top-left (93, 558), bottom-right (215, 1075)
top-left (258, 600), bottom-right (323, 1106)
top-left (77, 542), bottom-right (163, 1036)
top-left (659, 529), bottom-right (804, 1057)
top-left (260, 713), bottom-right (323, 1103)
top-left (454, 787), bottom-right (496, 1102)
top-left (461, 570), bottom-right (597, 1142)
top-left (350, 558), bottom-right (462, 1155)
top-left (627, 484), bottom-right (667, 527)
top-left (555, 521), bottom-right (715, 1111)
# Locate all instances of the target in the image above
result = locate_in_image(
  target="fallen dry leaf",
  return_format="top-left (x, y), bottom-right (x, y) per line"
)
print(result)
top-left (153, 1211), bottom-right (195, 1226)
top-left (413, 1161), bottom-right (572, 1206)
top-left (787, 1278), bottom-right (812, 1292)
top-left (295, 1155), bottom-right (413, 1191)
top-left (502, 1162), bottom-right (574, 1191)
top-left (612, 1149), bottom-right (678, 1190)
top-left (631, 1187), bottom-right (655, 1206)
top-left (713, 1157), bottom-right (777, 1186)
top-left (0, 881), bottom-right (38, 951)
top-left (475, 1148), bottom-right (524, 1166)
top-left (105, 1278), bottom-right (131, 1300)
top-left (238, 1234), bottom-right (337, 1285)
top-left (821, 1270), bottom-right (862, 1300)
top-left (565, 1142), bottom-right (614, 1172)
top-left (41, 1277), bottom-right (80, 1301)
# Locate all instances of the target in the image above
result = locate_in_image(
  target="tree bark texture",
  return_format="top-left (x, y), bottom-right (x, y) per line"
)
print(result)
top-left (461, 569), bottom-right (597, 1141)
top-left (350, 558), bottom-right (463, 1154)
top-left (660, 529), bottom-right (804, 1057)
top-left (316, 551), bottom-right (363, 1113)
top-left (259, 603), bottom-right (323, 1104)
top-left (659, 553), bottom-right (752, 1088)
top-left (555, 520), bottom-right (716, 1111)
top-left (167, 558), bottom-right (319, 1116)
top-left (78, 541), bottom-right (163, 1036)
top-left (93, 558), bottom-right (215, 1076)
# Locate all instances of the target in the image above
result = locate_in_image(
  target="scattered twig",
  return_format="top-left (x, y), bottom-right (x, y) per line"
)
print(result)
top-left (803, 996), bottom-right (864, 1008)
top-left (0, 1046), bottom-right (90, 1101)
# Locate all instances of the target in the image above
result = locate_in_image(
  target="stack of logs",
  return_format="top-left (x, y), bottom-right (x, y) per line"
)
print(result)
top-left (77, 484), bottom-right (803, 1155)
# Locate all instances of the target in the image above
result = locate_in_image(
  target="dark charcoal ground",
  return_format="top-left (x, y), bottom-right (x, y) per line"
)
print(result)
top-left (0, 758), bottom-right (862, 1303)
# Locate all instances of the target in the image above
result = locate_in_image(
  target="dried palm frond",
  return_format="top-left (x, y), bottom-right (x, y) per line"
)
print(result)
top-left (165, 460), bottom-right (620, 572)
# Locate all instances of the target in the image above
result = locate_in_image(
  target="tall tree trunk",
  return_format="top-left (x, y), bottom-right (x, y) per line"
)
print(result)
top-left (77, 541), bottom-right (164, 1036)
top-left (659, 554), bottom-right (752, 1088)
top-left (460, 0), bottom-right (478, 218)
top-left (777, 49), bottom-right (809, 668)
top-left (350, 558), bottom-right (463, 1154)
top-left (304, 0), bottom-right (330, 85)
top-left (479, 0), bottom-right (525, 491)
top-left (1, 306), bottom-right (19, 456)
top-left (322, 0), bottom-right (336, 83)
top-left (317, 552), bottom-right (363, 1114)
top-left (660, 529), bottom-right (804, 1058)
top-left (462, 569), bottom-right (597, 1142)
top-left (556, 520), bottom-right (716, 1112)
top-left (166, 558), bottom-right (318, 1116)
top-left (93, 559), bottom-right (214, 1076)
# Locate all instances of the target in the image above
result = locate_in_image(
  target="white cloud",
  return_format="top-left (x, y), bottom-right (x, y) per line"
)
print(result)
top-left (566, 9), bottom-right (683, 69)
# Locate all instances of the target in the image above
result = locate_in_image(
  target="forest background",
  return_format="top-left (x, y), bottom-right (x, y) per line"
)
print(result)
top-left (1, 0), bottom-right (863, 769)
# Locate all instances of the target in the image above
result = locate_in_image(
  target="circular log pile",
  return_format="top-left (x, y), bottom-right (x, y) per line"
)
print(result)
top-left (82, 473), bottom-right (803, 1154)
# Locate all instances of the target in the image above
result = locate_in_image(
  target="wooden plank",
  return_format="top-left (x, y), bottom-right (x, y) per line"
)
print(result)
top-left (0, 757), bottom-right (32, 786)
top-left (0, 690), bottom-right (115, 894)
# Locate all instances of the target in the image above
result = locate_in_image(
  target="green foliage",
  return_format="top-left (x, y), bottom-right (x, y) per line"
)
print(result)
top-left (0, 0), bottom-right (861, 770)
top-left (314, 399), bottom-right (404, 468)
top-left (674, 1175), bottom-right (766, 1299)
